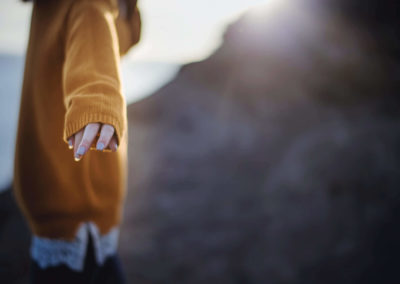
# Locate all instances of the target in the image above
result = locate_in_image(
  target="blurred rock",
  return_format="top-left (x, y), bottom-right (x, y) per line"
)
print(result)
top-left (120, 1), bottom-right (400, 284)
top-left (0, 183), bottom-right (31, 284)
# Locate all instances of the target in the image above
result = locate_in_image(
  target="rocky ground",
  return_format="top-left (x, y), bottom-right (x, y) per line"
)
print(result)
top-left (119, 1), bottom-right (400, 284)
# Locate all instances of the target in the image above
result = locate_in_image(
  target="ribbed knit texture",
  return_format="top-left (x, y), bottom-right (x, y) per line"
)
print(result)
top-left (13, 0), bottom-right (141, 240)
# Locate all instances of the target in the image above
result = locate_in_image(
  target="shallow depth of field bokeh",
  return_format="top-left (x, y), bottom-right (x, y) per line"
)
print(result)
top-left (1, 0), bottom-right (400, 283)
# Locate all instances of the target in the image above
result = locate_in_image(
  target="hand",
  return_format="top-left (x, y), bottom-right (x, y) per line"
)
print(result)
top-left (67, 123), bottom-right (118, 161)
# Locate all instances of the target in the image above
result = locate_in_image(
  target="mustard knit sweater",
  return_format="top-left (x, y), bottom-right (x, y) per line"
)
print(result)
top-left (13, 0), bottom-right (141, 240)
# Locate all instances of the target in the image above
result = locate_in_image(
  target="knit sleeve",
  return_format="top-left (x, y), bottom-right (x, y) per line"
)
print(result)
top-left (115, 4), bottom-right (141, 56)
top-left (62, 0), bottom-right (126, 147)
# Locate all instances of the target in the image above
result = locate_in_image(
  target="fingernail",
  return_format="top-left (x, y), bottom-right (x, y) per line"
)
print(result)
top-left (75, 146), bottom-right (85, 161)
top-left (77, 146), bottom-right (86, 156)
top-left (68, 140), bottom-right (73, 149)
top-left (96, 142), bottom-right (105, 151)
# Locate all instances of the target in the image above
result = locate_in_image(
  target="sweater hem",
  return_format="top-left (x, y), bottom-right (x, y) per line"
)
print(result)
top-left (30, 221), bottom-right (120, 272)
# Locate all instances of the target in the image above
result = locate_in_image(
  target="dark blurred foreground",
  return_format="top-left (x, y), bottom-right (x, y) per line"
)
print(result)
top-left (2, 0), bottom-right (400, 283)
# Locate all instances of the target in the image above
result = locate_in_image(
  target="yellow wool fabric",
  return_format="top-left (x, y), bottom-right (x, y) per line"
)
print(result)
top-left (13, 0), bottom-right (141, 240)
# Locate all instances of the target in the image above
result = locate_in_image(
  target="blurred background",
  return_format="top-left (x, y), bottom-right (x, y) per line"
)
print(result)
top-left (1, 0), bottom-right (400, 283)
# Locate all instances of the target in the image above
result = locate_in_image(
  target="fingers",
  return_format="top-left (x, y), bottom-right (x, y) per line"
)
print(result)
top-left (75, 123), bottom-right (100, 161)
top-left (67, 135), bottom-right (75, 149)
top-left (96, 124), bottom-right (115, 151)
top-left (68, 123), bottom-right (119, 161)
top-left (108, 135), bottom-right (119, 152)
top-left (73, 129), bottom-right (84, 157)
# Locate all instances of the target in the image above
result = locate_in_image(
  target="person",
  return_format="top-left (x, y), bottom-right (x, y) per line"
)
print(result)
top-left (13, 0), bottom-right (141, 282)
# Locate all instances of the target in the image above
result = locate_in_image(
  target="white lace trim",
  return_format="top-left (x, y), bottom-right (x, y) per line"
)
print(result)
top-left (30, 221), bottom-right (119, 272)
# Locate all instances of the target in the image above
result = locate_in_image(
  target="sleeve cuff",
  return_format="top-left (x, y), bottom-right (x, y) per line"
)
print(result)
top-left (63, 110), bottom-right (126, 150)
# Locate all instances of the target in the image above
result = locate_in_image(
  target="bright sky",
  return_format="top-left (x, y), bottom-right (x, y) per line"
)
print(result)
top-left (0, 0), bottom-right (271, 64)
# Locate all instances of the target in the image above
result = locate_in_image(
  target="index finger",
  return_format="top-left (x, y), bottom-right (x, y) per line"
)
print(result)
top-left (75, 123), bottom-right (100, 161)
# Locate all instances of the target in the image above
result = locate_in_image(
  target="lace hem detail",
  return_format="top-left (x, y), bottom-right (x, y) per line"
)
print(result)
top-left (30, 221), bottom-right (119, 272)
